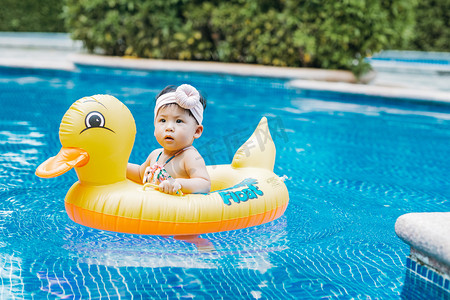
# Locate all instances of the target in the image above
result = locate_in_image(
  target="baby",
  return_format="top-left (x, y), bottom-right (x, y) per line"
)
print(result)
top-left (127, 84), bottom-right (211, 195)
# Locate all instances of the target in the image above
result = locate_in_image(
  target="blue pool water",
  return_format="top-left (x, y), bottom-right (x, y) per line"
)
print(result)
top-left (1, 66), bottom-right (449, 299)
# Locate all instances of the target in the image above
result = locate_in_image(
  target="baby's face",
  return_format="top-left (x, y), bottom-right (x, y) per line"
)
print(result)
top-left (154, 104), bottom-right (203, 153)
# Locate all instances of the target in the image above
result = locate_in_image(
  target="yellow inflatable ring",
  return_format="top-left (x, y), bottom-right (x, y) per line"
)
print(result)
top-left (35, 95), bottom-right (289, 235)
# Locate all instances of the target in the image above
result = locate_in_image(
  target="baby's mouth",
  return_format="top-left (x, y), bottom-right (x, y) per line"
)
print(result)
top-left (164, 136), bottom-right (174, 141)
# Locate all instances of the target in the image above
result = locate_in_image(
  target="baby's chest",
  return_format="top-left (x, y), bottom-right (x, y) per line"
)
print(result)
top-left (163, 158), bottom-right (189, 178)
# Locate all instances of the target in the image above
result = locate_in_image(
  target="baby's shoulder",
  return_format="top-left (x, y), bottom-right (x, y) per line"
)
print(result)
top-left (145, 148), bottom-right (163, 164)
top-left (181, 147), bottom-right (205, 163)
top-left (183, 146), bottom-right (199, 156)
top-left (151, 148), bottom-right (164, 156)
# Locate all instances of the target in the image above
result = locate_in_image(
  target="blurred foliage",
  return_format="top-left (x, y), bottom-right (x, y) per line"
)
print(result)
top-left (0, 0), bottom-right (65, 32)
top-left (407, 0), bottom-right (449, 51)
top-left (1, 0), bottom-right (448, 76)
top-left (63, 0), bottom-right (419, 76)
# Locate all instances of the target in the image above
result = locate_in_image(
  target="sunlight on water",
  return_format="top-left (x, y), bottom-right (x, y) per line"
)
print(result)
top-left (0, 67), bottom-right (449, 298)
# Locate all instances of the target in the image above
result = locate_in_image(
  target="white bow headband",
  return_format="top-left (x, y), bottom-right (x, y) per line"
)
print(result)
top-left (154, 84), bottom-right (203, 125)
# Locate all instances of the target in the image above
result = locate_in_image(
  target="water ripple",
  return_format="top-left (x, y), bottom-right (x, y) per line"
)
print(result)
top-left (1, 67), bottom-right (449, 298)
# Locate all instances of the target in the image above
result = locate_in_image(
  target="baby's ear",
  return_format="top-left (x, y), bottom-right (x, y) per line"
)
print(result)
top-left (194, 125), bottom-right (204, 139)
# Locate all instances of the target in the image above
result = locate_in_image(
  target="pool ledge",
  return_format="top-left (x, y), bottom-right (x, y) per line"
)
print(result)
top-left (71, 54), bottom-right (450, 103)
top-left (395, 212), bottom-right (450, 289)
top-left (69, 53), bottom-right (374, 83)
top-left (289, 79), bottom-right (450, 104)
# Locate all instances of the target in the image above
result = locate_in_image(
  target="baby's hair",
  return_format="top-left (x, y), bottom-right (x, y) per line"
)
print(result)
top-left (156, 85), bottom-right (207, 110)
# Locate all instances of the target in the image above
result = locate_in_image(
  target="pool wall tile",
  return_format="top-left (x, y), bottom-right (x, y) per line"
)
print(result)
top-left (412, 261), bottom-right (416, 272)
top-left (405, 255), bottom-right (450, 294)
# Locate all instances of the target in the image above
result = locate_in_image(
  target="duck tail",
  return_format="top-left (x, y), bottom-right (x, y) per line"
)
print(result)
top-left (231, 117), bottom-right (276, 171)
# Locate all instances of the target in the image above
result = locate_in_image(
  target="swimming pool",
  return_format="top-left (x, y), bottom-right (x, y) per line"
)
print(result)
top-left (1, 65), bottom-right (449, 299)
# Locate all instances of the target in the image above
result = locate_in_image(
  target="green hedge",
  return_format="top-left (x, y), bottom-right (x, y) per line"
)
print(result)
top-left (3, 0), bottom-right (448, 75)
top-left (0, 0), bottom-right (65, 32)
top-left (64, 0), bottom-right (418, 75)
top-left (407, 0), bottom-right (449, 51)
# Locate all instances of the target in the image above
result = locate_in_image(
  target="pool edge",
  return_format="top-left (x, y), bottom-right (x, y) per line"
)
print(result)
top-left (289, 79), bottom-right (450, 104)
top-left (395, 212), bottom-right (450, 292)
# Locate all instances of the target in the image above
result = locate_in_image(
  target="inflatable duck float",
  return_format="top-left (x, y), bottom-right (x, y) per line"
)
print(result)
top-left (36, 95), bottom-right (289, 235)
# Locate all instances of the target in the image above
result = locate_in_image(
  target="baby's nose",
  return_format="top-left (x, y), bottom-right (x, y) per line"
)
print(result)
top-left (165, 122), bottom-right (175, 131)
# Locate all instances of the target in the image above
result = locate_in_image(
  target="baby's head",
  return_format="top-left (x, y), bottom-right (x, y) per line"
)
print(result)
top-left (154, 85), bottom-right (207, 125)
top-left (153, 84), bottom-right (207, 151)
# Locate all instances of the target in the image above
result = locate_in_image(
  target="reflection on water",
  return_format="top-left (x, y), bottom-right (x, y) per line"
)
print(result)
top-left (61, 218), bottom-right (288, 269)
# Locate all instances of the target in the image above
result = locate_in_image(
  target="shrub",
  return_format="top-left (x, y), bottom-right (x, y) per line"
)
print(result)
top-left (64, 0), bottom-right (418, 75)
top-left (0, 0), bottom-right (65, 32)
top-left (406, 0), bottom-right (449, 51)
top-left (64, 0), bottom-right (190, 56)
top-left (282, 0), bottom-right (417, 75)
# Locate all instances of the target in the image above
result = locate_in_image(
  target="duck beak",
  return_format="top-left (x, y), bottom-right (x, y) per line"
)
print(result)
top-left (35, 147), bottom-right (89, 178)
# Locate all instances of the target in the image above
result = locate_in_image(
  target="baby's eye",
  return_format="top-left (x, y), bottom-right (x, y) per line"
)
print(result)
top-left (176, 119), bottom-right (183, 123)
top-left (159, 118), bottom-right (166, 123)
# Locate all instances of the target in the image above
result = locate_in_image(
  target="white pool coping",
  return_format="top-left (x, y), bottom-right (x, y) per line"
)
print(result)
top-left (289, 79), bottom-right (450, 104)
top-left (0, 32), bottom-right (82, 50)
top-left (70, 53), bottom-right (450, 104)
top-left (70, 53), bottom-right (369, 82)
top-left (395, 212), bottom-right (450, 276)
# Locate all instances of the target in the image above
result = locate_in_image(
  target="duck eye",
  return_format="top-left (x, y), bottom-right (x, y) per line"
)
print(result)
top-left (85, 111), bottom-right (105, 128)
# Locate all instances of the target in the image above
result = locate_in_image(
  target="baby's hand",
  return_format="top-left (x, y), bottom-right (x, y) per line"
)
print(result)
top-left (158, 179), bottom-right (182, 195)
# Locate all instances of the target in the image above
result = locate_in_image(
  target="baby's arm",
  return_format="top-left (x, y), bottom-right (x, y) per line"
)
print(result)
top-left (161, 149), bottom-right (210, 194)
top-left (126, 149), bottom-right (159, 184)
top-left (126, 163), bottom-right (142, 183)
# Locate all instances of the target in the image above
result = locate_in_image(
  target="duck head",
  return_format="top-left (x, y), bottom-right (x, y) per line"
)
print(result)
top-left (36, 95), bottom-right (136, 185)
